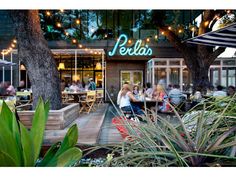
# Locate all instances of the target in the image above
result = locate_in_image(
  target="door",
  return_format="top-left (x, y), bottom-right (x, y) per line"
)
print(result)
top-left (120, 70), bottom-right (143, 88)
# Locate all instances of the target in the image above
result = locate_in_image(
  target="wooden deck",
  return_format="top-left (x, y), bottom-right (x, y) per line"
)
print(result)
top-left (43, 104), bottom-right (121, 145)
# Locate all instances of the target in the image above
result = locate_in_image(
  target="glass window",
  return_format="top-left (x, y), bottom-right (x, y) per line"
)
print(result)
top-left (223, 60), bottom-right (236, 66)
top-left (155, 61), bottom-right (166, 65)
top-left (169, 68), bottom-right (180, 86)
top-left (154, 68), bottom-right (167, 87)
top-left (182, 68), bottom-right (192, 91)
top-left (213, 60), bottom-right (221, 65)
top-left (121, 70), bottom-right (143, 88)
top-left (169, 61), bottom-right (180, 65)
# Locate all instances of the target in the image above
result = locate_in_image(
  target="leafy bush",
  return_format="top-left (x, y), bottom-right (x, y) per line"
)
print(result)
top-left (0, 98), bottom-right (82, 167)
top-left (101, 96), bottom-right (236, 167)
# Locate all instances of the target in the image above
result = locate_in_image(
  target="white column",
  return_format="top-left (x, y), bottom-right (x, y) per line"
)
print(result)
top-left (75, 50), bottom-right (77, 81)
top-left (2, 51), bottom-right (5, 82)
top-left (102, 50), bottom-right (105, 90)
top-left (18, 60), bottom-right (21, 85)
top-left (10, 52), bottom-right (13, 85)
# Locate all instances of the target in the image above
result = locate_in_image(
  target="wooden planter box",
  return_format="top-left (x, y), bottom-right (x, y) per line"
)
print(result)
top-left (18, 103), bottom-right (80, 130)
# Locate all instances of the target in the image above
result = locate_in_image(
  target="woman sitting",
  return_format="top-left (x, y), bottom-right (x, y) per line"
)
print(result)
top-left (132, 85), bottom-right (140, 99)
top-left (118, 84), bottom-right (144, 116)
top-left (152, 84), bottom-right (169, 112)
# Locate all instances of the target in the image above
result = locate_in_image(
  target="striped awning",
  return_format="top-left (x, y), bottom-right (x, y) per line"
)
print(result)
top-left (186, 23), bottom-right (236, 48)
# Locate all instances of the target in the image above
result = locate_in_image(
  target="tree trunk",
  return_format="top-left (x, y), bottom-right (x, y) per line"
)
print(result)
top-left (11, 10), bottom-right (62, 110)
top-left (190, 65), bottom-right (210, 94)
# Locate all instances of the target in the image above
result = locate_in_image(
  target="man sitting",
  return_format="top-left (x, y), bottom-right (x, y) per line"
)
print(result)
top-left (213, 85), bottom-right (227, 98)
top-left (168, 84), bottom-right (185, 108)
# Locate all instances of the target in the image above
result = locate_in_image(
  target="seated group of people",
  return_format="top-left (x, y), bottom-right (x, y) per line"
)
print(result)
top-left (117, 83), bottom-right (185, 117)
top-left (61, 78), bottom-right (97, 92)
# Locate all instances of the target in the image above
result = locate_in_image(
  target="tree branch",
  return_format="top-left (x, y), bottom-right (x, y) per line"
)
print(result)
top-left (207, 47), bottom-right (226, 65)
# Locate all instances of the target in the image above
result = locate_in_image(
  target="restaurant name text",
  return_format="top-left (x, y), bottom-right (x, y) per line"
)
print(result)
top-left (108, 34), bottom-right (153, 57)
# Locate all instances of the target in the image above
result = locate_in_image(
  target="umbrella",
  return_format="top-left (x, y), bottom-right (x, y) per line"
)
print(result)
top-left (186, 23), bottom-right (236, 48)
top-left (0, 59), bottom-right (17, 68)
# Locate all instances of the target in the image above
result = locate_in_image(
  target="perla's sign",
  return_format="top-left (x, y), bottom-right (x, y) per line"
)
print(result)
top-left (108, 34), bottom-right (153, 57)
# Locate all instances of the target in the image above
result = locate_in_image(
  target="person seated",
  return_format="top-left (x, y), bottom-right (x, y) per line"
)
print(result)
top-left (213, 85), bottom-right (227, 98)
top-left (227, 85), bottom-right (235, 97)
top-left (6, 82), bottom-right (16, 96)
top-left (69, 82), bottom-right (79, 92)
top-left (144, 83), bottom-right (153, 98)
top-left (168, 84), bottom-right (185, 106)
top-left (152, 84), bottom-right (166, 102)
top-left (76, 80), bottom-right (84, 90)
top-left (17, 80), bottom-right (26, 91)
top-left (132, 85), bottom-right (140, 99)
top-left (152, 84), bottom-right (170, 112)
top-left (118, 84), bottom-right (144, 116)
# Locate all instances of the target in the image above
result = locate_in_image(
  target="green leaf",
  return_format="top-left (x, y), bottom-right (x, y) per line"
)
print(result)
top-left (55, 124), bottom-right (78, 157)
top-left (0, 101), bottom-right (13, 131)
top-left (47, 147), bottom-right (82, 167)
top-left (0, 150), bottom-right (17, 166)
top-left (0, 113), bottom-right (22, 166)
top-left (37, 142), bottom-right (61, 167)
top-left (19, 122), bottom-right (34, 166)
top-left (30, 97), bottom-right (49, 162)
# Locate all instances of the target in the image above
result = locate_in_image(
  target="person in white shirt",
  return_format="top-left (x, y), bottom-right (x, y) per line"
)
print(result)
top-left (144, 83), bottom-right (153, 98)
top-left (213, 85), bottom-right (227, 98)
top-left (117, 84), bottom-right (144, 115)
top-left (69, 82), bottom-right (79, 92)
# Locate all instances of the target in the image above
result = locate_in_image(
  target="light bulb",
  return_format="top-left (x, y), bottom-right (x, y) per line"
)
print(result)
top-left (128, 39), bottom-right (132, 44)
top-left (13, 39), bottom-right (17, 43)
top-left (46, 11), bottom-right (51, 16)
top-left (57, 23), bottom-right (62, 28)
top-left (146, 38), bottom-right (150, 42)
top-left (78, 44), bottom-right (83, 48)
top-left (168, 26), bottom-right (172, 30)
top-left (76, 19), bottom-right (80, 24)
top-left (72, 39), bottom-right (77, 43)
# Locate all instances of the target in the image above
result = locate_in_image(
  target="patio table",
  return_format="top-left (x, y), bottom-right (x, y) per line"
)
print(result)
top-left (62, 91), bottom-right (87, 102)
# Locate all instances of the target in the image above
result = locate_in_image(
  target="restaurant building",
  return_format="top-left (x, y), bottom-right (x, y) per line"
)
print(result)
top-left (1, 10), bottom-right (236, 101)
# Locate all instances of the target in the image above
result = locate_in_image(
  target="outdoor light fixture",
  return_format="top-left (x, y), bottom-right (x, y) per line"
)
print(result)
top-left (72, 39), bottom-right (77, 43)
top-left (95, 62), bottom-right (102, 70)
top-left (76, 19), bottom-right (80, 24)
top-left (58, 62), bottom-right (65, 70)
top-left (20, 64), bottom-right (26, 70)
top-left (46, 11), bottom-right (51, 16)
top-left (57, 23), bottom-right (62, 28)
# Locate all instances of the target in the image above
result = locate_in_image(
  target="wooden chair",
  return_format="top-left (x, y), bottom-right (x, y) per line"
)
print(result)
top-left (16, 91), bottom-right (32, 106)
top-left (96, 90), bottom-right (104, 107)
top-left (79, 91), bottom-right (96, 114)
top-left (62, 92), bottom-right (74, 103)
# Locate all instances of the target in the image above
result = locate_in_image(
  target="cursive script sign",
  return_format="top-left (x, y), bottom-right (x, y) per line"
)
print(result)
top-left (108, 34), bottom-right (153, 57)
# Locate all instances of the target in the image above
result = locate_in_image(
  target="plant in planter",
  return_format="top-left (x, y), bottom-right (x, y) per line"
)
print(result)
top-left (101, 96), bottom-right (236, 167)
top-left (0, 98), bottom-right (82, 167)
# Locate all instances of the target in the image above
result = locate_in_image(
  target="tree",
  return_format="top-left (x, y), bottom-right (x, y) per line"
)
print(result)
top-left (11, 10), bottom-right (62, 110)
top-left (152, 10), bottom-right (232, 92)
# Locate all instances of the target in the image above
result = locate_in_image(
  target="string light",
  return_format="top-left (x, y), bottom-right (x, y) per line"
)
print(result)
top-left (11, 44), bottom-right (15, 48)
top-left (65, 32), bottom-right (69, 36)
top-left (72, 39), bottom-right (77, 43)
top-left (78, 44), bottom-right (83, 48)
top-left (90, 50), bottom-right (93, 54)
top-left (46, 11), bottom-right (51, 16)
top-left (168, 26), bottom-right (172, 30)
top-left (76, 19), bottom-right (80, 24)
top-left (191, 27), bottom-right (196, 32)
top-left (128, 39), bottom-right (132, 44)
top-left (94, 51), bottom-right (98, 55)
top-left (56, 22), bottom-right (62, 28)
top-left (85, 48), bottom-right (88, 51)
top-left (154, 35), bottom-right (158, 39)
top-left (13, 39), bottom-right (17, 43)
top-left (104, 34), bottom-right (108, 38)
top-left (60, 9), bottom-right (64, 13)
top-left (178, 29), bottom-right (183, 33)
top-left (161, 31), bottom-right (165, 35)
top-left (146, 38), bottom-right (150, 42)
top-left (227, 10), bottom-right (231, 14)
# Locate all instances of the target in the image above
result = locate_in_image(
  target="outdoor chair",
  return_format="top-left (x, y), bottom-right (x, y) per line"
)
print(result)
top-left (79, 91), bottom-right (96, 114)
top-left (61, 93), bottom-right (74, 103)
top-left (16, 91), bottom-right (32, 106)
top-left (96, 90), bottom-right (104, 107)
